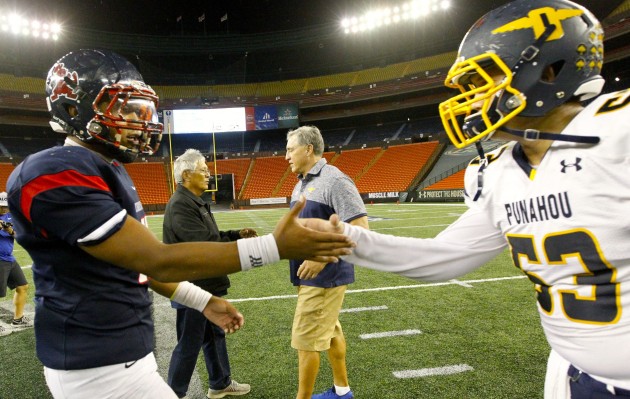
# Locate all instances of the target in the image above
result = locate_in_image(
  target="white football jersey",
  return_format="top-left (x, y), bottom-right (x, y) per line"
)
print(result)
top-left (342, 89), bottom-right (630, 387)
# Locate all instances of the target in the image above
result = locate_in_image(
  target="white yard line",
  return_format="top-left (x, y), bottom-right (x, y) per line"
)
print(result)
top-left (359, 329), bottom-right (422, 340)
top-left (340, 305), bottom-right (388, 313)
top-left (393, 364), bottom-right (474, 379)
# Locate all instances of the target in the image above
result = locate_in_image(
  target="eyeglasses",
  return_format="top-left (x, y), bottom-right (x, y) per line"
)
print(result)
top-left (194, 168), bottom-right (210, 176)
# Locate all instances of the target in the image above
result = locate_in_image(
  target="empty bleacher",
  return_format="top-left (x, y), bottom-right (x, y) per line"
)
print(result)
top-left (0, 163), bottom-right (16, 191)
top-left (123, 163), bottom-right (172, 207)
top-left (214, 158), bottom-right (252, 196)
top-left (351, 123), bottom-right (404, 144)
top-left (330, 147), bottom-right (381, 180)
top-left (423, 169), bottom-right (466, 190)
top-left (356, 142), bottom-right (439, 193)
top-left (240, 156), bottom-right (290, 199)
top-left (321, 127), bottom-right (355, 148)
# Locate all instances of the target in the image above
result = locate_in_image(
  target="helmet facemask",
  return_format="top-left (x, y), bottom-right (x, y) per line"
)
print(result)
top-left (439, 52), bottom-right (526, 149)
top-left (88, 82), bottom-right (163, 163)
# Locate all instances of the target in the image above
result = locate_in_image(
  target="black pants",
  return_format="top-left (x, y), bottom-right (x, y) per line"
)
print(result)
top-left (569, 366), bottom-right (630, 398)
top-left (167, 307), bottom-right (232, 397)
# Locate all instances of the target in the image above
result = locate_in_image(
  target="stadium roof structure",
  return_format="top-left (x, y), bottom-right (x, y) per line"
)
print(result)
top-left (1, 0), bottom-right (629, 129)
top-left (1, 0), bottom-right (627, 83)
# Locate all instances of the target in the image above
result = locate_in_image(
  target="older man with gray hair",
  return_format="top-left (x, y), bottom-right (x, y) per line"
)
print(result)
top-left (285, 126), bottom-right (369, 399)
top-left (164, 149), bottom-right (256, 399)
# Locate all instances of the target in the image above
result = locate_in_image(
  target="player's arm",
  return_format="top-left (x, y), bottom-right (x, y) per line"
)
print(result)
top-left (80, 196), bottom-right (355, 282)
top-left (305, 207), bottom-right (506, 281)
top-left (297, 215), bottom-right (369, 280)
top-left (149, 279), bottom-right (243, 333)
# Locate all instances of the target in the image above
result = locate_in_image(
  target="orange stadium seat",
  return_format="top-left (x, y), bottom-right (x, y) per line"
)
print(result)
top-left (0, 163), bottom-right (16, 191)
top-left (214, 158), bottom-right (252, 196)
top-left (356, 142), bottom-right (439, 193)
top-left (123, 163), bottom-right (171, 205)
top-left (331, 148), bottom-right (381, 180)
top-left (240, 156), bottom-right (290, 199)
top-left (424, 169), bottom-right (466, 190)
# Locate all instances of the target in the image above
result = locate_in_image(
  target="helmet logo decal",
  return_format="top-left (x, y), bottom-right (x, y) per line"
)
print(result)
top-left (48, 63), bottom-right (80, 102)
top-left (492, 7), bottom-right (583, 41)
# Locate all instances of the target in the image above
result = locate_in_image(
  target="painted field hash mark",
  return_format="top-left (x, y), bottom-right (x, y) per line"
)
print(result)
top-left (393, 364), bottom-right (474, 379)
top-left (341, 305), bottom-right (388, 313)
top-left (359, 329), bottom-right (422, 339)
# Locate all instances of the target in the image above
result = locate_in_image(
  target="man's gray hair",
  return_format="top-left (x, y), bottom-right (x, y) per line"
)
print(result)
top-left (174, 148), bottom-right (205, 184)
top-left (287, 125), bottom-right (324, 156)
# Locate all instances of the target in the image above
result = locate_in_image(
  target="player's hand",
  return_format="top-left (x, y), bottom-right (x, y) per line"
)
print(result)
top-left (300, 213), bottom-right (344, 234)
top-left (239, 228), bottom-right (258, 238)
top-left (297, 260), bottom-right (327, 280)
top-left (273, 196), bottom-right (354, 263)
top-left (202, 296), bottom-right (244, 334)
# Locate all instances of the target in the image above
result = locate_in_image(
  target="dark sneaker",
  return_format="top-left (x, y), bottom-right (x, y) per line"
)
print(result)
top-left (11, 316), bottom-right (33, 328)
top-left (208, 380), bottom-right (251, 398)
top-left (312, 387), bottom-right (354, 399)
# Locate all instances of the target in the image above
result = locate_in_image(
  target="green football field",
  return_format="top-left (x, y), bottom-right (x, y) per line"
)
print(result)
top-left (0, 203), bottom-right (549, 399)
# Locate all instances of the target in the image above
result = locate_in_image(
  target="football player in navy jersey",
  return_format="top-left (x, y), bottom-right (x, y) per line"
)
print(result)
top-left (307, 1), bottom-right (630, 398)
top-left (5, 49), bottom-right (353, 399)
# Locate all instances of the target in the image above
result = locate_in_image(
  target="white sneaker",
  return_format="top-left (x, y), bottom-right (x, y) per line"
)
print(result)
top-left (208, 380), bottom-right (251, 398)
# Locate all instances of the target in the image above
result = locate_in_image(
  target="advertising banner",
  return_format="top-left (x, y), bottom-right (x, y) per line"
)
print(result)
top-left (277, 104), bottom-right (299, 129)
top-left (254, 106), bottom-right (278, 130)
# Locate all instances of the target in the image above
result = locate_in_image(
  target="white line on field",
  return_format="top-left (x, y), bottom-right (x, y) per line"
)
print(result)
top-left (225, 275), bottom-right (526, 303)
top-left (449, 279), bottom-right (474, 288)
top-left (393, 364), bottom-right (474, 379)
top-left (359, 329), bottom-right (422, 340)
top-left (341, 305), bottom-right (388, 313)
top-left (18, 267), bottom-right (525, 303)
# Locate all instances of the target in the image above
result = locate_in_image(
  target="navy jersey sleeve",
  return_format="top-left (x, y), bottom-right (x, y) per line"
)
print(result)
top-left (11, 147), bottom-right (127, 246)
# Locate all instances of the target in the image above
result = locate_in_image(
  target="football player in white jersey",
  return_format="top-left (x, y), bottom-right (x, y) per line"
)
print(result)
top-left (307, 0), bottom-right (630, 397)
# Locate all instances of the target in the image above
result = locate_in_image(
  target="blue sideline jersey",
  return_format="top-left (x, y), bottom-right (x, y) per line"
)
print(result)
top-left (6, 145), bottom-right (153, 370)
top-left (289, 158), bottom-right (367, 287)
top-left (0, 213), bottom-right (15, 262)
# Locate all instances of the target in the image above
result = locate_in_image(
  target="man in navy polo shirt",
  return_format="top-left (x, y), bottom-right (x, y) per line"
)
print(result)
top-left (286, 126), bottom-right (369, 399)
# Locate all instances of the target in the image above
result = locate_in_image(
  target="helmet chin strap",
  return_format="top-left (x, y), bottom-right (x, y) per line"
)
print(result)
top-left (468, 126), bottom-right (599, 202)
top-left (501, 126), bottom-right (600, 144)
top-left (471, 142), bottom-right (488, 202)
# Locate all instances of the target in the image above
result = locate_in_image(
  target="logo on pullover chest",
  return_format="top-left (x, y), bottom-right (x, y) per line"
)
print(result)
top-left (560, 158), bottom-right (582, 173)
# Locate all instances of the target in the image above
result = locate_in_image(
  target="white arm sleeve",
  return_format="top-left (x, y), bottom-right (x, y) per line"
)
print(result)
top-left (342, 207), bottom-right (507, 281)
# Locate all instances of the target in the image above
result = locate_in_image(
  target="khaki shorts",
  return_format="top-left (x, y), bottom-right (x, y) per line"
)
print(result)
top-left (291, 285), bottom-right (347, 352)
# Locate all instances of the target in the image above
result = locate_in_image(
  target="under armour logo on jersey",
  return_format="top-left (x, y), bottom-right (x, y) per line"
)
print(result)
top-left (560, 158), bottom-right (582, 173)
top-left (249, 255), bottom-right (264, 268)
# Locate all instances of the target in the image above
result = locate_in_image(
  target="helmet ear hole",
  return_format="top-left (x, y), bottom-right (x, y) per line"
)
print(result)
top-left (65, 104), bottom-right (79, 117)
top-left (542, 61), bottom-right (565, 83)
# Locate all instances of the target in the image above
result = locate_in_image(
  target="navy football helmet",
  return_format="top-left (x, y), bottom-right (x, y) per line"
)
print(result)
top-left (439, 0), bottom-right (605, 148)
top-left (45, 49), bottom-right (163, 163)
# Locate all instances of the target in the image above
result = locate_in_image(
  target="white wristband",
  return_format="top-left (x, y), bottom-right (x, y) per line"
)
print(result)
top-left (171, 281), bottom-right (213, 312)
top-left (236, 233), bottom-right (280, 271)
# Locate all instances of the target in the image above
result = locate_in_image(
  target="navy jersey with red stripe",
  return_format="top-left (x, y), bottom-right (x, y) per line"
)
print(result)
top-left (6, 145), bottom-right (153, 370)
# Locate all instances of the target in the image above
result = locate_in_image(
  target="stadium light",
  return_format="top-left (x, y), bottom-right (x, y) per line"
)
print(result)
top-left (0, 12), bottom-right (61, 41)
top-left (341, 0), bottom-right (451, 34)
